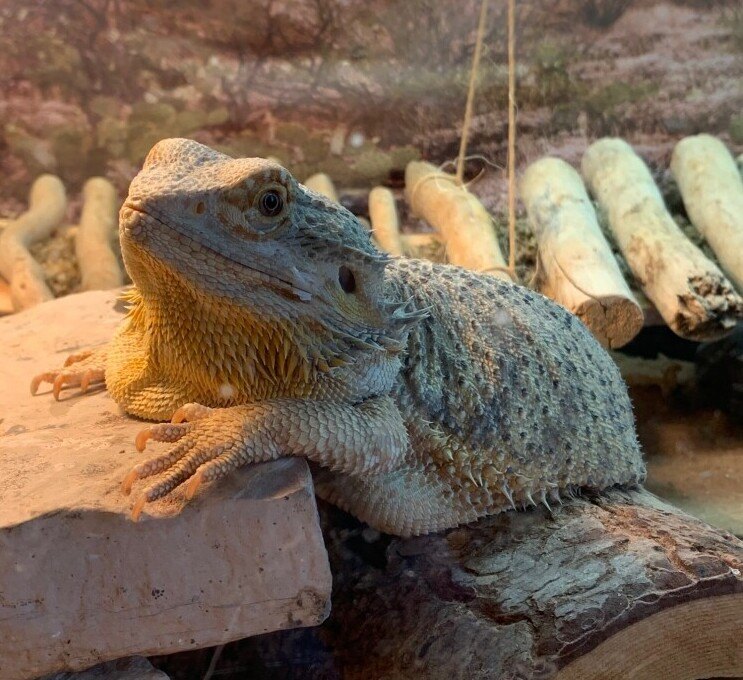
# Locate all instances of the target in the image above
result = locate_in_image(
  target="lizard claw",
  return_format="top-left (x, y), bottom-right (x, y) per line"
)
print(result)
top-left (53, 373), bottom-right (67, 400)
top-left (30, 374), bottom-right (46, 396)
top-left (185, 469), bottom-right (205, 500)
top-left (121, 468), bottom-right (140, 495)
top-left (135, 428), bottom-right (153, 452)
top-left (123, 405), bottom-right (253, 521)
top-left (134, 421), bottom-right (192, 452)
top-left (171, 402), bottom-right (213, 424)
top-left (131, 495), bottom-right (147, 522)
top-left (31, 366), bottom-right (106, 401)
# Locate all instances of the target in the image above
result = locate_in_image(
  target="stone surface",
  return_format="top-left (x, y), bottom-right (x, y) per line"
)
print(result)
top-left (0, 291), bottom-right (331, 680)
top-left (42, 656), bottom-right (169, 680)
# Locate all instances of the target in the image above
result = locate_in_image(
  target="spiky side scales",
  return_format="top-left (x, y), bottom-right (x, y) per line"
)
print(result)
top-left (32, 138), bottom-right (645, 536)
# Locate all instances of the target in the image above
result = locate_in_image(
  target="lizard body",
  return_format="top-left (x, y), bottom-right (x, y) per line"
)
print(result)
top-left (33, 139), bottom-right (645, 536)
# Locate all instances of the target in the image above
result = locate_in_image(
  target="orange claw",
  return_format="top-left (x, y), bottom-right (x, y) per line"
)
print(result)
top-left (30, 375), bottom-right (43, 396)
top-left (171, 407), bottom-right (188, 424)
top-left (186, 469), bottom-right (205, 500)
top-left (135, 428), bottom-right (152, 452)
top-left (52, 374), bottom-right (66, 400)
top-left (131, 495), bottom-right (147, 522)
top-left (121, 468), bottom-right (139, 495)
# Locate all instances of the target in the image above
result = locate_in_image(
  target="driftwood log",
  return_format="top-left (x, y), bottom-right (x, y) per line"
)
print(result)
top-left (405, 161), bottom-right (512, 281)
top-left (304, 172), bottom-right (339, 202)
top-left (244, 488), bottom-right (743, 680)
top-left (368, 186), bottom-right (404, 256)
top-left (582, 138), bottom-right (742, 341)
top-left (671, 134), bottom-right (743, 292)
top-left (0, 174), bottom-right (67, 311)
top-left (75, 177), bottom-right (124, 292)
top-left (521, 157), bottom-right (643, 349)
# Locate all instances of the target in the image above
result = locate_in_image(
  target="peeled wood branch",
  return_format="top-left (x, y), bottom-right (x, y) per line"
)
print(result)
top-left (405, 161), bottom-right (512, 281)
top-left (0, 175), bottom-right (67, 311)
top-left (75, 178), bottom-right (124, 292)
top-left (521, 157), bottom-right (643, 348)
top-left (368, 187), bottom-right (403, 256)
top-left (671, 134), bottom-right (743, 292)
top-left (582, 138), bottom-right (742, 341)
top-left (304, 173), bottom-right (339, 203)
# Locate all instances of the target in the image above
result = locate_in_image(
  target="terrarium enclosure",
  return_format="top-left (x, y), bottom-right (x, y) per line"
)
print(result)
top-left (0, 0), bottom-right (742, 679)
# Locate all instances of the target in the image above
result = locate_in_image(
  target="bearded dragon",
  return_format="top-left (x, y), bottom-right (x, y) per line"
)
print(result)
top-left (31, 138), bottom-right (645, 536)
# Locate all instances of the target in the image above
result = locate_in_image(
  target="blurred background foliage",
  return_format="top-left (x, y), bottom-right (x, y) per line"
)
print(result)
top-left (0, 0), bottom-right (740, 206)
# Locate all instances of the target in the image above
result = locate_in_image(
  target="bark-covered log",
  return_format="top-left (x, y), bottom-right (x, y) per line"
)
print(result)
top-left (246, 488), bottom-right (743, 680)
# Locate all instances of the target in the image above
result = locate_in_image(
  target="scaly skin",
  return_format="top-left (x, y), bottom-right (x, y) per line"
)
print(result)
top-left (32, 138), bottom-right (645, 536)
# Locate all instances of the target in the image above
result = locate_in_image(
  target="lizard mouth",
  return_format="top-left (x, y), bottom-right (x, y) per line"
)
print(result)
top-left (120, 203), bottom-right (314, 302)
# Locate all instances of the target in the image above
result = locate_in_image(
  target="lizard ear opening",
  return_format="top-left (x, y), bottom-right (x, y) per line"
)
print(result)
top-left (338, 266), bottom-right (356, 293)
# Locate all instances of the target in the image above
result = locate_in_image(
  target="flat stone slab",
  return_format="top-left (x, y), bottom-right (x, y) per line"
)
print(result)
top-left (0, 291), bottom-right (331, 680)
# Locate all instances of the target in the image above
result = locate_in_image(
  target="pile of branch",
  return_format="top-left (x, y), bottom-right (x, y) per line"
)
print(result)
top-left (376, 135), bottom-right (743, 347)
top-left (0, 175), bottom-right (124, 314)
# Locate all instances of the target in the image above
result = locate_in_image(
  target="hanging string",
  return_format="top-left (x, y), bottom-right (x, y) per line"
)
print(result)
top-left (456, 0), bottom-right (489, 185)
top-left (507, 0), bottom-right (517, 277)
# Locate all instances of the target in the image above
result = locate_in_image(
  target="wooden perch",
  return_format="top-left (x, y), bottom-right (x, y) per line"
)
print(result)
top-left (582, 138), bottom-right (742, 341)
top-left (256, 488), bottom-right (743, 679)
top-left (521, 157), bottom-right (643, 348)
top-left (368, 187), bottom-right (403, 256)
top-left (0, 174), bottom-right (67, 311)
top-left (304, 173), bottom-right (339, 202)
top-left (75, 178), bottom-right (124, 292)
top-left (405, 161), bottom-right (512, 281)
top-left (671, 134), bottom-right (743, 292)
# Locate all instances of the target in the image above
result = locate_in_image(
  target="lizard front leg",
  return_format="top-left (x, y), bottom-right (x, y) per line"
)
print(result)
top-left (30, 345), bottom-right (108, 399)
top-left (122, 396), bottom-right (409, 520)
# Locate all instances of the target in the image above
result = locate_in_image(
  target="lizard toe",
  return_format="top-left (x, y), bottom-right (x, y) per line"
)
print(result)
top-left (171, 402), bottom-right (213, 424)
top-left (31, 348), bottom-right (107, 399)
top-left (134, 421), bottom-right (193, 452)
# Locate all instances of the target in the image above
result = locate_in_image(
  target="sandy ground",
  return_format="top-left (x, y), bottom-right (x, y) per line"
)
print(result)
top-left (632, 386), bottom-right (743, 537)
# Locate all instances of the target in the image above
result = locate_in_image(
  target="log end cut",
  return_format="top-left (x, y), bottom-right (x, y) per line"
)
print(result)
top-left (575, 293), bottom-right (645, 348)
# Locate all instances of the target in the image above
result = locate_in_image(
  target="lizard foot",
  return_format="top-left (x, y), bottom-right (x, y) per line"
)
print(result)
top-left (30, 346), bottom-right (108, 400)
top-left (123, 404), bottom-right (262, 521)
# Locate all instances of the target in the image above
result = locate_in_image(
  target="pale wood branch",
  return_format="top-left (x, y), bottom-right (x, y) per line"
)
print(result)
top-left (521, 157), bottom-right (643, 348)
top-left (582, 138), bottom-right (742, 341)
top-left (75, 177), bottom-right (124, 292)
top-left (304, 172), bottom-right (339, 202)
top-left (368, 187), bottom-right (403, 256)
top-left (671, 134), bottom-right (743, 292)
top-left (405, 160), bottom-right (512, 281)
top-left (0, 175), bottom-right (67, 311)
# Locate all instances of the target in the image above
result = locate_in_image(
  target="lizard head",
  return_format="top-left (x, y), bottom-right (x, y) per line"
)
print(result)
top-left (120, 138), bottom-right (422, 361)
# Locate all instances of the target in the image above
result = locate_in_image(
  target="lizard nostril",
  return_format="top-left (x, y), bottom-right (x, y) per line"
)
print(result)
top-left (195, 201), bottom-right (206, 215)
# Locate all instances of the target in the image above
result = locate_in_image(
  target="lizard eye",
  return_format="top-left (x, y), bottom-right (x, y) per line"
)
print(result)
top-left (258, 189), bottom-right (283, 217)
top-left (338, 266), bottom-right (356, 293)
